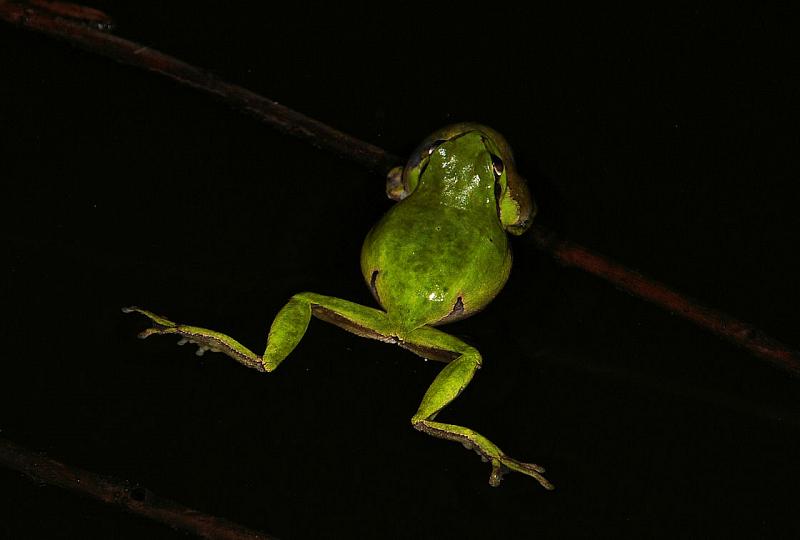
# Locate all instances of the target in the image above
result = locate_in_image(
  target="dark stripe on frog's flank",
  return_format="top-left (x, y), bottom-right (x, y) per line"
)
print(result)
top-left (310, 303), bottom-right (457, 363)
top-left (370, 269), bottom-right (382, 306)
top-left (397, 341), bottom-right (459, 363)
top-left (435, 296), bottom-right (465, 325)
top-left (310, 304), bottom-right (395, 344)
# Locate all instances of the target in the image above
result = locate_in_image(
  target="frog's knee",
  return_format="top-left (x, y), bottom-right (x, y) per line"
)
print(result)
top-left (292, 291), bottom-right (323, 304)
top-left (411, 413), bottom-right (429, 429)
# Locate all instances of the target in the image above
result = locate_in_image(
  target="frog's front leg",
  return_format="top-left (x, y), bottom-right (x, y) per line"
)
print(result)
top-left (123, 292), bottom-right (397, 372)
top-left (407, 326), bottom-right (554, 490)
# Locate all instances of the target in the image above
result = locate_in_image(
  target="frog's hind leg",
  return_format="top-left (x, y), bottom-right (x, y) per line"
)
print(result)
top-left (406, 326), bottom-right (554, 490)
top-left (123, 292), bottom-right (395, 372)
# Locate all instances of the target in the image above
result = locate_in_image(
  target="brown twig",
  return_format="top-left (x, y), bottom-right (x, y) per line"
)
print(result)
top-left (0, 437), bottom-right (277, 539)
top-left (1, 3), bottom-right (798, 372)
top-left (0, 0), bottom-right (400, 176)
top-left (530, 227), bottom-right (800, 376)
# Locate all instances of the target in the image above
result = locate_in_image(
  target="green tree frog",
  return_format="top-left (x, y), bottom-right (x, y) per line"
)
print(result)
top-left (125, 123), bottom-right (553, 490)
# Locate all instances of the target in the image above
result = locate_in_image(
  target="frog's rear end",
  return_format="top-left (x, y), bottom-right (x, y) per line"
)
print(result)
top-left (360, 197), bottom-right (512, 333)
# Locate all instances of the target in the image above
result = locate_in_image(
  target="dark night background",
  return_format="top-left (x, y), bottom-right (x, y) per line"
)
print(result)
top-left (2, 3), bottom-right (799, 538)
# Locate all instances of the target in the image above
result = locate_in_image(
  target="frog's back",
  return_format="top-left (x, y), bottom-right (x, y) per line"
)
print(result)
top-left (360, 198), bottom-right (511, 331)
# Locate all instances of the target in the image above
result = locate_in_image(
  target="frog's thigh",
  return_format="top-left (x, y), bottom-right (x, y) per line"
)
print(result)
top-left (294, 292), bottom-right (395, 342)
top-left (406, 326), bottom-right (553, 489)
top-left (265, 292), bottom-right (394, 370)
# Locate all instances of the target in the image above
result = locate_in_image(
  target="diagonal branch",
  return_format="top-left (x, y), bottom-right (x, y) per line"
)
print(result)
top-left (1, 1), bottom-right (798, 378)
top-left (529, 228), bottom-right (800, 376)
top-left (0, 0), bottom-right (400, 175)
top-left (0, 437), bottom-right (278, 539)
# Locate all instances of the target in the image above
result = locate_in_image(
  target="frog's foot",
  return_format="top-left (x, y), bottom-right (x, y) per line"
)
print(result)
top-left (122, 306), bottom-right (216, 355)
top-left (486, 451), bottom-right (551, 489)
top-left (122, 306), bottom-right (265, 371)
top-left (122, 306), bottom-right (176, 330)
top-left (407, 333), bottom-right (554, 490)
top-left (415, 420), bottom-right (554, 490)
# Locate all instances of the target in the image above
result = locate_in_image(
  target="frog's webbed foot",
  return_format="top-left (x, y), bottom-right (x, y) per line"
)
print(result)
top-left (122, 306), bottom-right (266, 371)
top-left (419, 421), bottom-right (554, 490)
top-left (485, 452), bottom-right (552, 489)
top-left (122, 306), bottom-right (175, 331)
top-left (122, 306), bottom-right (219, 355)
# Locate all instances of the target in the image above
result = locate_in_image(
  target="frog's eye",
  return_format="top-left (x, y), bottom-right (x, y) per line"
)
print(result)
top-left (427, 139), bottom-right (447, 155)
top-left (491, 155), bottom-right (506, 203)
top-left (417, 140), bottom-right (448, 177)
top-left (392, 137), bottom-right (450, 202)
top-left (491, 154), bottom-right (505, 178)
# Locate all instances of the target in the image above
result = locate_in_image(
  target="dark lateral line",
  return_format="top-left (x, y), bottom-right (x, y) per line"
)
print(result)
top-left (310, 304), bottom-right (394, 343)
top-left (370, 270), bottom-right (381, 305)
top-left (435, 296), bottom-right (465, 326)
top-left (311, 304), bottom-right (456, 363)
top-left (398, 341), bottom-right (460, 363)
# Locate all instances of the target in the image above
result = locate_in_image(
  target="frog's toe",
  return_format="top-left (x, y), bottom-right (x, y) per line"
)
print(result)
top-left (490, 455), bottom-right (554, 490)
top-left (123, 306), bottom-right (177, 328)
top-left (125, 307), bottom-right (184, 342)
top-left (137, 326), bottom-right (174, 339)
top-left (488, 460), bottom-right (508, 487)
top-left (174, 337), bottom-right (219, 356)
top-left (135, 325), bottom-right (223, 357)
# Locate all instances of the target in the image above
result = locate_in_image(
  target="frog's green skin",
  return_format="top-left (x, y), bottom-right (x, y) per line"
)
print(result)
top-left (124, 123), bottom-right (553, 490)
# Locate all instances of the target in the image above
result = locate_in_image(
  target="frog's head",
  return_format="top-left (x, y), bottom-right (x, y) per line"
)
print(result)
top-left (386, 123), bottom-right (536, 235)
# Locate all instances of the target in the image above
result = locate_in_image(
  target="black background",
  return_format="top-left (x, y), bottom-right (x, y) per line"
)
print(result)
top-left (2, 3), bottom-right (799, 538)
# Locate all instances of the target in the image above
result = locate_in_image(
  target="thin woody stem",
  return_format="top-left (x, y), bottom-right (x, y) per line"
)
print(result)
top-left (1, 0), bottom-right (798, 377)
top-left (0, 437), bottom-right (277, 539)
top-left (529, 227), bottom-right (800, 376)
top-left (0, 0), bottom-right (400, 175)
